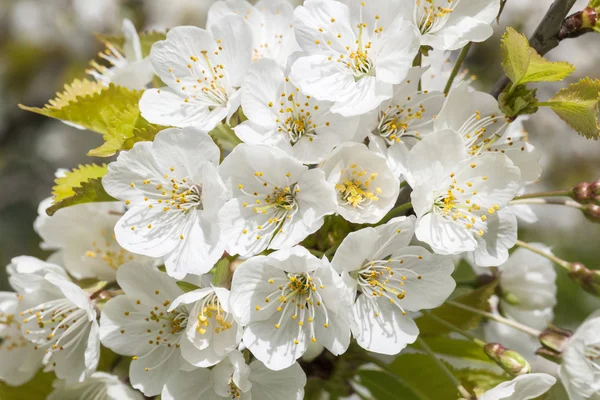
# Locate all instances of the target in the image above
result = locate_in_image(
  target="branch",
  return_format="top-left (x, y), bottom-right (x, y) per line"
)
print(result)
top-left (491, 0), bottom-right (579, 98)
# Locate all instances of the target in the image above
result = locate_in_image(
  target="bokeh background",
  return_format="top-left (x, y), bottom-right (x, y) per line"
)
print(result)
top-left (0, 0), bottom-right (598, 332)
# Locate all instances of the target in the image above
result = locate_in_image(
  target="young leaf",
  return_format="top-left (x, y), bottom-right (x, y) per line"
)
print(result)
top-left (358, 370), bottom-right (423, 400)
top-left (48, 164), bottom-right (116, 216)
top-left (0, 369), bottom-right (55, 400)
top-left (501, 27), bottom-right (575, 86)
top-left (46, 78), bottom-right (104, 109)
top-left (211, 258), bottom-right (232, 289)
top-left (415, 337), bottom-right (493, 363)
top-left (416, 281), bottom-right (498, 336)
top-left (52, 164), bottom-right (108, 202)
top-left (543, 77), bottom-right (600, 139)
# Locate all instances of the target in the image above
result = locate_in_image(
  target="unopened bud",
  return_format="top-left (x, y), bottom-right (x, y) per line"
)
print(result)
top-left (569, 262), bottom-right (600, 297)
top-left (560, 8), bottom-right (597, 39)
top-left (483, 343), bottom-right (531, 376)
top-left (539, 326), bottom-right (573, 354)
top-left (582, 204), bottom-right (600, 223)
top-left (572, 182), bottom-right (593, 203)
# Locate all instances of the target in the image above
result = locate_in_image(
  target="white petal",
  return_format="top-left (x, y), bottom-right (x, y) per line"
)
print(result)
top-left (129, 344), bottom-right (183, 396)
top-left (162, 368), bottom-right (221, 400)
top-left (471, 210), bottom-right (517, 267)
top-left (248, 360), bottom-right (306, 400)
top-left (480, 373), bottom-right (556, 400)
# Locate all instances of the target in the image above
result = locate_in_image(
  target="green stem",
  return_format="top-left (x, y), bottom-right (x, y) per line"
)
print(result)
top-left (308, 249), bottom-right (325, 257)
top-left (513, 190), bottom-right (571, 200)
top-left (510, 198), bottom-right (582, 209)
top-left (515, 240), bottom-right (571, 270)
top-left (444, 42), bottom-right (472, 95)
top-left (324, 241), bottom-right (341, 259)
top-left (417, 338), bottom-right (473, 399)
top-left (446, 300), bottom-right (542, 338)
top-left (376, 202), bottom-right (413, 226)
top-left (422, 311), bottom-right (486, 347)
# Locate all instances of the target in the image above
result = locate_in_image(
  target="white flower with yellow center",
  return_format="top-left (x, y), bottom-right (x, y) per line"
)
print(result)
top-left (9, 257), bottom-right (100, 384)
top-left (480, 373), bottom-right (556, 400)
top-left (167, 285), bottom-right (241, 368)
top-left (140, 17), bottom-right (252, 131)
top-left (332, 216), bottom-right (455, 354)
top-left (48, 372), bottom-right (144, 400)
top-left (218, 144), bottom-right (337, 257)
top-left (0, 291), bottom-right (44, 386)
top-left (102, 127), bottom-right (227, 279)
top-left (360, 67), bottom-right (445, 177)
top-left (207, 0), bottom-right (300, 67)
top-left (235, 58), bottom-right (359, 164)
top-left (435, 83), bottom-right (542, 184)
top-left (34, 200), bottom-right (157, 281)
top-left (406, 0), bottom-right (500, 51)
top-left (100, 262), bottom-right (206, 396)
top-left (561, 311), bottom-right (600, 400)
top-left (162, 350), bottom-right (307, 400)
top-left (87, 19), bottom-right (155, 90)
top-left (230, 247), bottom-right (351, 371)
top-left (405, 129), bottom-right (521, 266)
top-left (289, 0), bottom-right (421, 116)
top-left (320, 142), bottom-right (400, 224)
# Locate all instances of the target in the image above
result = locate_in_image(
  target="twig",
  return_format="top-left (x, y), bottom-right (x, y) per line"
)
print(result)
top-left (444, 43), bottom-right (472, 95)
top-left (515, 239), bottom-right (571, 270)
top-left (491, 0), bottom-right (579, 98)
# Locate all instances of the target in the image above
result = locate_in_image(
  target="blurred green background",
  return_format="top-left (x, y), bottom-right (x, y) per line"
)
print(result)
top-left (0, 0), bottom-right (598, 331)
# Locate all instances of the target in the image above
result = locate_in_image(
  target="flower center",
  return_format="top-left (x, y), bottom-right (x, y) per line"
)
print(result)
top-left (228, 377), bottom-right (242, 399)
top-left (346, 23), bottom-right (375, 80)
top-left (85, 229), bottom-right (135, 270)
top-left (585, 344), bottom-right (600, 371)
top-left (195, 293), bottom-right (233, 336)
top-left (86, 43), bottom-right (128, 85)
top-left (335, 164), bottom-right (381, 208)
top-left (356, 257), bottom-right (423, 316)
top-left (255, 272), bottom-right (330, 345)
top-left (415, 0), bottom-right (460, 34)
top-left (458, 111), bottom-right (507, 156)
top-left (0, 312), bottom-right (29, 352)
top-left (432, 171), bottom-right (498, 238)
top-left (376, 104), bottom-right (427, 145)
top-left (273, 87), bottom-right (329, 145)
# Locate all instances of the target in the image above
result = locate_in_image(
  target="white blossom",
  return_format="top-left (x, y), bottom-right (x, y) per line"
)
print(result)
top-left (34, 200), bottom-right (157, 281)
top-left (102, 127), bottom-right (227, 279)
top-left (207, 0), bottom-right (300, 67)
top-left (87, 19), bottom-right (155, 90)
top-left (561, 311), bottom-right (600, 400)
top-left (406, 0), bottom-right (500, 51)
top-left (229, 247), bottom-right (351, 370)
top-left (289, 0), bottom-right (421, 116)
top-left (48, 372), bottom-right (144, 400)
top-left (434, 83), bottom-right (542, 185)
top-left (404, 129), bottom-right (521, 266)
top-left (236, 58), bottom-right (359, 164)
top-left (360, 67), bottom-right (445, 177)
top-left (167, 285), bottom-right (242, 367)
top-left (0, 291), bottom-right (43, 386)
top-left (498, 244), bottom-right (557, 331)
top-left (99, 262), bottom-right (205, 396)
top-left (162, 350), bottom-right (306, 400)
top-left (320, 142), bottom-right (400, 224)
top-left (218, 144), bottom-right (337, 257)
top-left (480, 373), bottom-right (556, 400)
top-left (331, 216), bottom-right (455, 354)
top-left (140, 18), bottom-right (252, 131)
top-left (10, 257), bottom-right (100, 384)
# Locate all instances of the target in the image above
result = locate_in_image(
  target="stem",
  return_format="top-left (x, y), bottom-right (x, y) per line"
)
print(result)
top-left (446, 300), bottom-right (542, 338)
top-left (376, 202), bottom-right (413, 226)
top-left (515, 240), bottom-right (571, 270)
top-left (510, 198), bottom-right (582, 209)
top-left (417, 337), bottom-right (473, 399)
top-left (513, 190), bottom-right (571, 200)
top-left (444, 43), bottom-right (472, 95)
top-left (308, 249), bottom-right (325, 257)
top-left (422, 311), bottom-right (487, 347)
top-left (324, 241), bottom-right (341, 259)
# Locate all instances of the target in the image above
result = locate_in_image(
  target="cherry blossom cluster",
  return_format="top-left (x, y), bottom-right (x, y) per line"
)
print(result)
top-left (2, 1), bottom-right (600, 399)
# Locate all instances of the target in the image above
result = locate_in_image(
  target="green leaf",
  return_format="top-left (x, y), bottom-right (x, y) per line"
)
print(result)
top-left (543, 77), bottom-right (600, 139)
top-left (47, 165), bottom-right (116, 215)
top-left (96, 30), bottom-right (166, 58)
top-left (501, 27), bottom-right (574, 85)
top-left (455, 368), bottom-right (510, 394)
top-left (358, 370), bottom-right (422, 400)
top-left (208, 123), bottom-right (243, 154)
top-left (499, 85), bottom-right (539, 118)
top-left (176, 280), bottom-right (201, 293)
top-left (52, 164), bottom-right (108, 202)
top-left (211, 258), bottom-right (232, 289)
top-left (0, 369), bottom-right (55, 399)
top-left (416, 337), bottom-right (492, 363)
top-left (416, 281), bottom-right (498, 336)
top-left (388, 353), bottom-right (459, 400)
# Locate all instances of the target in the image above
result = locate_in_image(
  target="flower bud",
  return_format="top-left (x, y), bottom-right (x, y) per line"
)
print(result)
top-left (582, 204), bottom-right (600, 223)
top-left (572, 182), bottom-right (593, 203)
top-left (559, 7), bottom-right (597, 39)
top-left (539, 326), bottom-right (573, 354)
top-left (568, 262), bottom-right (600, 297)
top-left (483, 343), bottom-right (531, 376)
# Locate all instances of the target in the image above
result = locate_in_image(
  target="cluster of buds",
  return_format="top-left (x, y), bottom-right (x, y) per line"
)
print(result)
top-left (559, 1), bottom-right (600, 40)
top-left (536, 326), bottom-right (574, 363)
top-left (483, 343), bottom-right (531, 376)
top-left (570, 179), bottom-right (600, 223)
